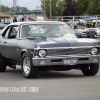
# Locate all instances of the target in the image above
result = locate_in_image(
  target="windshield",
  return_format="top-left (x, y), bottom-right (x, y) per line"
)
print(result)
top-left (21, 23), bottom-right (76, 38)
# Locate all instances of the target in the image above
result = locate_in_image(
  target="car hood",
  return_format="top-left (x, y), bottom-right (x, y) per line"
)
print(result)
top-left (32, 37), bottom-right (100, 48)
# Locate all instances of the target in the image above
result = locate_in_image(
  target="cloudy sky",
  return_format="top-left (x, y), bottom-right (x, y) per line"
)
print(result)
top-left (1, 0), bottom-right (41, 10)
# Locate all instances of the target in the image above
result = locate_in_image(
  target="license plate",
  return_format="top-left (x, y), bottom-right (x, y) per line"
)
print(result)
top-left (64, 58), bottom-right (76, 65)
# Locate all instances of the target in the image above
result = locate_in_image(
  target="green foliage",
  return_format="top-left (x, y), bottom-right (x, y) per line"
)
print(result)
top-left (0, 5), bottom-right (31, 13)
top-left (63, 0), bottom-right (79, 16)
top-left (87, 0), bottom-right (100, 15)
top-left (77, 0), bottom-right (100, 15)
top-left (0, 5), bottom-right (11, 12)
top-left (41, 0), bottom-right (100, 16)
top-left (17, 6), bottom-right (30, 12)
top-left (77, 0), bottom-right (89, 15)
top-left (41, 0), bottom-right (66, 18)
top-left (1, 0), bottom-right (100, 16)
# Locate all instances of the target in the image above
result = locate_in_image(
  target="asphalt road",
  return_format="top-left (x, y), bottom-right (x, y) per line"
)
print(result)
top-left (0, 65), bottom-right (100, 100)
top-left (0, 37), bottom-right (100, 100)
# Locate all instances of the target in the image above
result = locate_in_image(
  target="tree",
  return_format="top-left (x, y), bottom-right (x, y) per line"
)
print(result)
top-left (0, 5), bottom-right (31, 13)
top-left (16, 6), bottom-right (30, 12)
top-left (41, 0), bottom-right (66, 18)
top-left (0, 5), bottom-right (11, 12)
top-left (77, 0), bottom-right (100, 15)
top-left (87, 0), bottom-right (100, 15)
top-left (77, 0), bottom-right (91, 15)
top-left (63, 0), bottom-right (79, 16)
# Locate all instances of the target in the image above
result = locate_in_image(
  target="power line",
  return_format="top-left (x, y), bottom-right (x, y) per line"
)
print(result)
top-left (0, 0), bottom-right (41, 10)
top-left (17, 0), bottom-right (35, 5)
top-left (19, 2), bottom-right (41, 6)
top-left (6, 2), bottom-right (41, 7)
top-left (17, 0), bottom-right (41, 6)
top-left (25, 0), bottom-right (34, 4)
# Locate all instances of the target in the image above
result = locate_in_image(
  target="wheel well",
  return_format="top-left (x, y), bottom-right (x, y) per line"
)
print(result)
top-left (21, 51), bottom-right (26, 58)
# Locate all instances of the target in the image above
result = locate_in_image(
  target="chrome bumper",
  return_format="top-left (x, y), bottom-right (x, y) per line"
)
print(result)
top-left (32, 55), bottom-right (100, 66)
top-left (82, 34), bottom-right (87, 37)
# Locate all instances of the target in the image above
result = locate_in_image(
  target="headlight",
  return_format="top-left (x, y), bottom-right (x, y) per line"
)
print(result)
top-left (39, 50), bottom-right (46, 57)
top-left (91, 48), bottom-right (98, 55)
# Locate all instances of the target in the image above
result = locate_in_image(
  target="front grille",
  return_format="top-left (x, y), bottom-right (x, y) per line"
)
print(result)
top-left (35, 48), bottom-right (92, 56)
top-left (47, 48), bottom-right (91, 56)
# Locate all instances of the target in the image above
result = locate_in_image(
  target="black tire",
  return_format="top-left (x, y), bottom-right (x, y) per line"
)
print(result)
top-left (0, 54), bottom-right (6, 72)
top-left (81, 63), bottom-right (99, 76)
top-left (22, 53), bottom-right (39, 78)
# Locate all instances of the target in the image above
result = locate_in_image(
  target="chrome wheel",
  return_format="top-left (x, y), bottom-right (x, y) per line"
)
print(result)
top-left (23, 57), bottom-right (30, 75)
top-left (22, 53), bottom-right (39, 78)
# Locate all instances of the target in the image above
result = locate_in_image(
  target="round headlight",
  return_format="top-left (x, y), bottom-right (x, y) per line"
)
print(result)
top-left (39, 50), bottom-right (46, 57)
top-left (91, 48), bottom-right (98, 55)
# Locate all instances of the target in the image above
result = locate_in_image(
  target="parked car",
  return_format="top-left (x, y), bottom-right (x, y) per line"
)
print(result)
top-left (86, 31), bottom-right (98, 38)
top-left (74, 25), bottom-right (88, 33)
top-left (74, 25), bottom-right (89, 38)
top-left (87, 28), bottom-right (100, 37)
top-left (75, 31), bottom-right (87, 38)
top-left (0, 21), bottom-right (100, 78)
top-left (0, 22), bottom-right (7, 30)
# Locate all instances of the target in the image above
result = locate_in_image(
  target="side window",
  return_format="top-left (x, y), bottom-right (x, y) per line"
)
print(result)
top-left (8, 26), bottom-right (19, 39)
top-left (2, 27), bottom-right (11, 39)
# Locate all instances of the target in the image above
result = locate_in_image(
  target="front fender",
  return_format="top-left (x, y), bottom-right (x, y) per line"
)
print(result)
top-left (21, 49), bottom-right (34, 59)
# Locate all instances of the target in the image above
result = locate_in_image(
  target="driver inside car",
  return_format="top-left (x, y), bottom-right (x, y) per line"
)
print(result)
top-left (21, 25), bottom-right (31, 38)
top-left (45, 25), bottom-right (63, 37)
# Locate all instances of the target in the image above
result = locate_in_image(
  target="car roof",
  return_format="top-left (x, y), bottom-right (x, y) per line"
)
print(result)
top-left (9, 21), bottom-right (65, 26)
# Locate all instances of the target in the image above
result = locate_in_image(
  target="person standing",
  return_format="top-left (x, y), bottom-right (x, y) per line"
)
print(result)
top-left (13, 16), bottom-right (18, 22)
top-left (10, 16), bottom-right (13, 23)
top-left (21, 16), bottom-right (25, 22)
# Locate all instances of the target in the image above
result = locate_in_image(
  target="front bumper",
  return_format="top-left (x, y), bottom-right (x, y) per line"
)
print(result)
top-left (32, 55), bottom-right (100, 66)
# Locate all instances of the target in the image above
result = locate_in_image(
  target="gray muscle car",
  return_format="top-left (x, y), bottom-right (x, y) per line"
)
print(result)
top-left (0, 21), bottom-right (100, 78)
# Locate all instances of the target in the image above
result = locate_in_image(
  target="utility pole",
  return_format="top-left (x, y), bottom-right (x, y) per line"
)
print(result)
top-left (43, 0), bottom-right (46, 20)
top-left (0, 0), bottom-right (1, 13)
top-left (13, 0), bottom-right (17, 15)
top-left (50, 0), bottom-right (52, 20)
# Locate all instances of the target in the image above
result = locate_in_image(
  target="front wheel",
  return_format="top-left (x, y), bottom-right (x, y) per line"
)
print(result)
top-left (0, 54), bottom-right (6, 72)
top-left (22, 53), bottom-right (39, 78)
top-left (81, 63), bottom-right (99, 76)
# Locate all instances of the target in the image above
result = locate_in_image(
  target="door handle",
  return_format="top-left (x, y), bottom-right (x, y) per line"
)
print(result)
top-left (4, 41), bottom-right (7, 43)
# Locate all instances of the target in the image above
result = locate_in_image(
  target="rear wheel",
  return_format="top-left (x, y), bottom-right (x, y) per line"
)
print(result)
top-left (0, 54), bottom-right (6, 72)
top-left (22, 53), bottom-right (39, 78)
top-left (81, 63), bottom-right (99, 76)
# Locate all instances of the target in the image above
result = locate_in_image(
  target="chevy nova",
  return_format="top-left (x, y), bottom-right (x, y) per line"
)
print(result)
top-left (0, 21), bottom-right (100, 78)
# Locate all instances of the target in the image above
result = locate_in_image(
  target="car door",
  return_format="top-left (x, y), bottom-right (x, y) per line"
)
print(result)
top-left (3, 25), bottom-right (19, 61)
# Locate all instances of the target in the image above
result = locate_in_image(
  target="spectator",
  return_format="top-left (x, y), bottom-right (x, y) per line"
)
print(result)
top-left (13, 16), bottom-right (18, 22)
top-left (45, 25), bottom-right (62, 37)
top-left (21, 16), bottom-right (25, 22)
